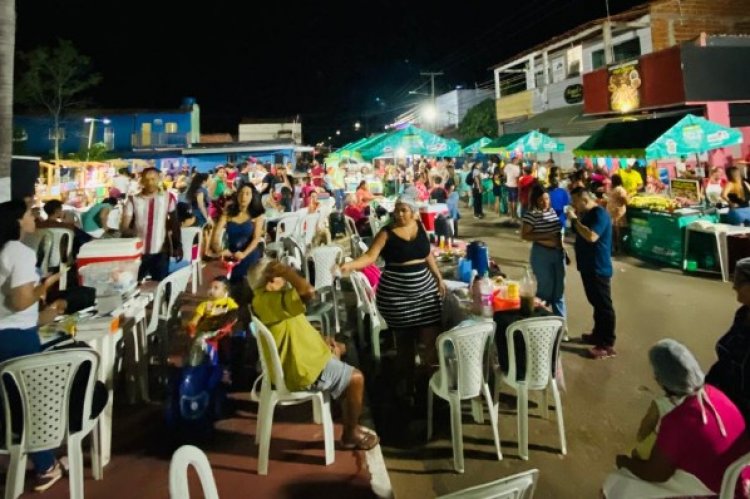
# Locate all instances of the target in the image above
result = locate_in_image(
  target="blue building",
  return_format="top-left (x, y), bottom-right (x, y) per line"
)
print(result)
top-left (182, 141), bottom-right (314, 173)
top-left (13, 98), bottom-right (200, 158)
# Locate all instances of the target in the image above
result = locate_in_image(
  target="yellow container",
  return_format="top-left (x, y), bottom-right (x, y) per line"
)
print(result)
top-left (506, 281), bottom-right (520, 301)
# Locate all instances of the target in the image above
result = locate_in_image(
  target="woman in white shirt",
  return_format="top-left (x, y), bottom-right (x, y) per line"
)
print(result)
top-left (0, 200), bottom-right (65, 490)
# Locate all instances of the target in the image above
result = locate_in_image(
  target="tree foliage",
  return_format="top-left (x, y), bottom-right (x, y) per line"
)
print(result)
top-left (15, 39), bottom-right (101, 159)
top-left (458, 99), bottom-right (496, 140)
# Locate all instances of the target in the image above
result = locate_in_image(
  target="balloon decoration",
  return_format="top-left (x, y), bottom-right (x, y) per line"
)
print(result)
top-left (597, 157), bottom-right (606, 167)
top-left (626, 157), bottom-right (636, 167)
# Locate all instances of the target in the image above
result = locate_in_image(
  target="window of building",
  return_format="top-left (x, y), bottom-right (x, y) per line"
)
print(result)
top-left (591, 37), bottom-right (643, 69)
top-left (103, 126), bottom-right (115, 150)
top-left (165, 122), bottom-right (178, 134)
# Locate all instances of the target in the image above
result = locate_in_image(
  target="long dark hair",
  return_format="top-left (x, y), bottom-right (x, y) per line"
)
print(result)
top-left (0, 200), bottom-right (28, 250)
top-left (227, 183), bottom-right (265, 218)
top-left (186, 173), bottom-right (208, 203)
top-left (529, 182), bottom-right (547, 210)
top-left (611, 174), bottom-right (624, 188)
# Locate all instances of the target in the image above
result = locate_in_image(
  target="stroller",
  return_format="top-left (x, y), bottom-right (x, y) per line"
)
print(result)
top-left (165, 319), bottom-right (236, 435)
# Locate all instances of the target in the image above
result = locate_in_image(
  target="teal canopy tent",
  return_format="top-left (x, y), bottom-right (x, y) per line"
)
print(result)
top-left (359, 125), bottom-right (462, 159)
top-left (645, 114), bottom-right (743, 160)
top-left (480, 130), bottom-right (564, 155)
top-left (461, 137), bottom-right (492, 155)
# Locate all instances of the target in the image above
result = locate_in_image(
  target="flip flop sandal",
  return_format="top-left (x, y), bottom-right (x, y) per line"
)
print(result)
top-left (341, 431), bottom-right (380, 451)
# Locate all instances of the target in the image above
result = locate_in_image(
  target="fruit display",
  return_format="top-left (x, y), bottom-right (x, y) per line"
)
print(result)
top-left (628, 194), bottom-right (680, 212)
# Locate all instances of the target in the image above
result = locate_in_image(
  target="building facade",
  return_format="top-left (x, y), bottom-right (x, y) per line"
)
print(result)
top-left (238, 119), bottom-right (302, 144)
top-left (13, 98), bottom-right (200, 158)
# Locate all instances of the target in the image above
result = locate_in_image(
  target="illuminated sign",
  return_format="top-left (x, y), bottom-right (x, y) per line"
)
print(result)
top-left (608, 61), bottom-right (642, 113)
top-left (564, 84), bottom-right (584, 104)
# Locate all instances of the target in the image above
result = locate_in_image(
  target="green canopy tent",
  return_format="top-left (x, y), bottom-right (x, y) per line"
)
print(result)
top-left (461, 137), bottom-right (492, 155)
top-left (480, 130), bottom-right (565, 156)
top-left (573, 114), bottom-right (743, 160)
top-left (645, 114), bottom-right (743, 160)
top-left (358, 125), bottom-right (462, 160)
top-left (324, 134), bottom-right (387, 166)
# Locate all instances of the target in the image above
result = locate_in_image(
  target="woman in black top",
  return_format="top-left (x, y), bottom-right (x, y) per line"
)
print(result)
top-left (341, 190), bottom-right (445, 401)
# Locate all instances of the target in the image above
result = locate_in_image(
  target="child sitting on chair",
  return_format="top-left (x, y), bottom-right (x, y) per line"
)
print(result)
top-left (185, 276), bottom-right (239, 365)
top-left (250, 259), bottom-right (379, 450)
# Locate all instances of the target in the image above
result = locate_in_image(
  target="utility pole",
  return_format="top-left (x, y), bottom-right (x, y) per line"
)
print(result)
top-left (420, 71), bottom-right (444, 104)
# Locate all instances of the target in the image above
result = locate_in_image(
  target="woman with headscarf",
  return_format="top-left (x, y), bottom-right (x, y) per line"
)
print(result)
top-left (707, 257), bottom-right (750, 419)
top-left (604, 339), bottom-right (750, 498)
top-left (340, 189), bottom-right (445, 404)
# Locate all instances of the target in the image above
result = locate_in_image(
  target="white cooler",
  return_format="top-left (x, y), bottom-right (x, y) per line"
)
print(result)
top-left (77, 238), bottom-right (144, 296)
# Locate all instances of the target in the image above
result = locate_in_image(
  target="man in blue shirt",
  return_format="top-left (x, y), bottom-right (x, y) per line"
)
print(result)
top-left (569, 187), bottom-right (616, 359)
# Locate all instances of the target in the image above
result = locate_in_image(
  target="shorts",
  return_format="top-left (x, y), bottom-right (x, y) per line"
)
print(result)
top-left (310, 357), bottom-right (354, 400)
top-left (492, 185), bottom-right (502, 197)
top-left (507, 187), bottom-right (519, 202)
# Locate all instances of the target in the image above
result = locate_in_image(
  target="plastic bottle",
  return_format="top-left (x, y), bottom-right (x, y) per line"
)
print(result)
top-left (519, 266), bottom-right (538, 316)
top-left (479, 273), bottom-right (494, 318)
top-left (470, 270), bottom-right (481, 314)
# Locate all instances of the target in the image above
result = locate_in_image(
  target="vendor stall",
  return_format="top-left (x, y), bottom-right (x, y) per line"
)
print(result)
top-left (37, 160), bottom-right (116, 206)
top-left (461, 137), bottom-right (492, 156)
top-left (358, 125), bottom-right (462, 160)
top-left (574, 114), bottom-right (743, 269)
top-left (479, 130), bottom-right (564, 158)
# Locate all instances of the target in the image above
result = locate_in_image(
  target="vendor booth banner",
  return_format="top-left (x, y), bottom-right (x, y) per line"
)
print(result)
top-left (609, 60), bottom-right (642, 114)
top-left (480, 130), bottom-right (564, 155)
top-left (646, 114), bottom-right (743, 160)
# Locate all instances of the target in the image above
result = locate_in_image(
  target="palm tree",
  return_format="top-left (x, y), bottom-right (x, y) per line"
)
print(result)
top-left (0, 0), bottom-right (15, 199)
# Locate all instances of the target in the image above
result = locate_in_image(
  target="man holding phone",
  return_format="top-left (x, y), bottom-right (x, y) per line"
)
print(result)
top-left (568, 187), bottom-right (616, 359)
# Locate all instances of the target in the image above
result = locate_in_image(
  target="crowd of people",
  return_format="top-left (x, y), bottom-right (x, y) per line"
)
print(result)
top-left (6, 152), bottom-right (750, 496)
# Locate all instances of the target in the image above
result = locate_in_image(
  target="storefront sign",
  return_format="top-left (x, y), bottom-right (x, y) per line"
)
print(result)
top-left (670, 178), bottom-right (700, 204)
top-left (564, 84), bottom-right (584, 104)
top-left (608, 61), bottom-right (642, 113)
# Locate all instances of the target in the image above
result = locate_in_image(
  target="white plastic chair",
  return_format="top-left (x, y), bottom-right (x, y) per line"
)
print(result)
top-left (180, 227), bottom-right (204, 293)
top-left (350, 271), bottom-right (388, 362)
top-left (280, 236), bottom-right (308, 280)
top-left (437, 469), bottom-right (539, 498)
top-left (251, 317), bottom-right (335, 475)
top-left (275, 213), bottom-right (301, 243)
top-left (45, 228), bottom-right (74, 271)
top-left (369, 214), bottom-right (383, 236)
top-left (146, 265), bottom-right (193, 336)
top-left (169, 445), bottom-right (219, 499)
top-left (0, 349), bottom-right (103, 499)
top-left (344, 216), bottom-right (366, 258)
top-left (720, 451), bottom-right (750, 499)
top-left (427, 322), bottom-right (502, 473)
top-left (299, 212), bottom-right (321, 248)
top-left (494, 317), bottom-right (566, 461)
top-left (307, 245), bottom-right (344, 335)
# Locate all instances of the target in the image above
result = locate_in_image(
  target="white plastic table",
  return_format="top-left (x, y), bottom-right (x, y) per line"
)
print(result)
top-left (684, 222), bottom-right (750, 282)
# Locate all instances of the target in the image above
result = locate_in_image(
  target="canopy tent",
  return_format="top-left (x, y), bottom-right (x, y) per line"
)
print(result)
top-left (358, 125), bottom-right (462, 160)
top-left (480, 130), bottom-right (565, 155)
top-left (461, 137), bottom-right (492, 155)
top-left (573, 114), bottom-right (743, 160)
top-left (324, 134), bottom-right (386, 166)
top-left (645, 114), bottom-right (743, 160)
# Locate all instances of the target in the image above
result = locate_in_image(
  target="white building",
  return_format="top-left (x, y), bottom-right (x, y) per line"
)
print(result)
top-left (238, 118), bottom-right (302, 144)
top-left (393, 88), bottom-right (494, 132)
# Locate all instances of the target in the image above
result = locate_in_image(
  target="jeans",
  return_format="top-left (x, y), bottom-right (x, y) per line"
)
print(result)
top-left (0, 327), bottom-right (55, 473)
top-left (728, 207), bottom-right (750, 226)
top-left (530, 244), bottom-right (567, 318)
top-left (334, 189), bottom-right (345, 211)
top-left (138, 252), bottom-right (170, 281)
top-left (580, 273), bottom-right (616, 347)
top-left (472, 188), bottom-right (483, 216)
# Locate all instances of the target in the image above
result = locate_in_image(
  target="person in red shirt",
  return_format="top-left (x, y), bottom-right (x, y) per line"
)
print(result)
top-left (311, 161), bottom-right (324, 188)
top-left (300, 177), bottom-right (317, 208)
top-left (517, 165), bottom-right (538, 216)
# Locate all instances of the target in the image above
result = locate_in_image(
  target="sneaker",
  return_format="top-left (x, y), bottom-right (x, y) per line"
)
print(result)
top-left (34, 460), bottom-right (63, 493)
top-left (589, 346), bottom-right (617, 359)
top-left (580, 333), bottom-right (598, 345)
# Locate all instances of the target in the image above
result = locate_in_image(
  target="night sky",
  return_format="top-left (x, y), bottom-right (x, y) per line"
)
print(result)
top-left (16, 0), bottom-right (644, 143)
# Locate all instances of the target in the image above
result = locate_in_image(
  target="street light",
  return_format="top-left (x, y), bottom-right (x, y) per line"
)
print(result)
top-left (421, 104), bottom-right (437, 123)
top-left (354, 121), bottom-right (361, 131)
top-left (83, 117), bottom-right (111, 160)
top-left (336, 130), bottom-right (341, 136)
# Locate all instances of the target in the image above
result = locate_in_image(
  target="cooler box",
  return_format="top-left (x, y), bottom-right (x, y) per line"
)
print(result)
top-left (420, 204), bottom-right (448, 232)
top-left (77, 238), bottom-right (143, 296)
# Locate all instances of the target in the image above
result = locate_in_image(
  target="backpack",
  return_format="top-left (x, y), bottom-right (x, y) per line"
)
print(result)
top-left (465, 172), bottom-right (475, 187)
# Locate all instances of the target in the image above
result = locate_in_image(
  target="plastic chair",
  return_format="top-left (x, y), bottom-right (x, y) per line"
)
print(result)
top-left (275, 214), bottom-right (301, 243)
top-left (45, 228), bottom-right (74, 271)
top-left (280, 236), bottom-right (308, 280)
top-left (494, 317), bottom-right (566, 461)
top-left (299, 213), bottom-right (321, 248)
top-left (307, 246), bottom-right (343, 335)
top-left (350, 271), bottom-right (388, 362)
top-left (146, 265), bottom-right (193, 336)
top-left (180, 227), bottom-right (204, 293)
top-left (427, 322), bottom-right (502, 473)
top-left (369, 214), bottom-right (383, 236)
top-left (169, 445), bottom-right (219, 499)
top-left (250, 317), bottom-right (335, 475)
top-left (437, 469), bottom-right (539, 499)
top-left (720, 451), bottom-right (750, 499)
top-left (344, 216), bottom-right (365, 258)
top-left (0, 349), bottom-right (103, 499)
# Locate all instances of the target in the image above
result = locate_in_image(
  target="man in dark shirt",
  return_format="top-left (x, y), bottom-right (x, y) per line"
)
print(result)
top-left (569, 187), bottom-right (616, 359)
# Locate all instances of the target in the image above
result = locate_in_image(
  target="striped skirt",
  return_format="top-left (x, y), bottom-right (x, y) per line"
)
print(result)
top-left (376, 263), bottom-right (442, 330)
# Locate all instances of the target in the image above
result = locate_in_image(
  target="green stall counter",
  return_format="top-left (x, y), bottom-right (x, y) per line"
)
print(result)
top-left (626, 207), bottom-right (718, 268)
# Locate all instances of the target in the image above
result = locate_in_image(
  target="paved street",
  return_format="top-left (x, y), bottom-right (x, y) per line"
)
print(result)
top-left (385, 207), bottom-right (736, 498)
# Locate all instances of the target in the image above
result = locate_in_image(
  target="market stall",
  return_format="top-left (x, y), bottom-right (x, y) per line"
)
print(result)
top-left (461, 137), bottom-right (492, 156)
top-left (573, 114), bottom-right (743, 269)
top-left (37, 160), bottom-right (116, 206)
top-left (479, 130), bottom-right (564, 158)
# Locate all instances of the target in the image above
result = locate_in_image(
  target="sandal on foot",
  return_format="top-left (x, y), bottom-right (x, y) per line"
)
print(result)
top-left (341, 430), bottom-right (380, 451)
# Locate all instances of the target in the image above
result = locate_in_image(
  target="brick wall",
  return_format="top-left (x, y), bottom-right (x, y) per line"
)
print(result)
top-left (649, 0), bottom-right (750, 51)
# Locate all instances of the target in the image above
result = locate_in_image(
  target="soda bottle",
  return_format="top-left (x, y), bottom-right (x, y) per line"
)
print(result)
top-left (520, 266), bottom-right (537, 316)
top-left (479, 273), bottom-right (494, 318)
